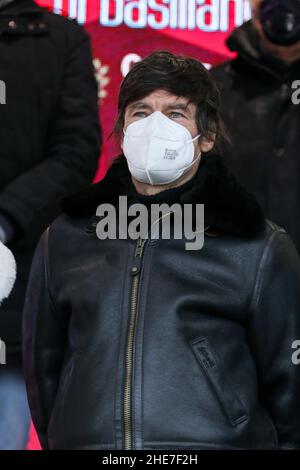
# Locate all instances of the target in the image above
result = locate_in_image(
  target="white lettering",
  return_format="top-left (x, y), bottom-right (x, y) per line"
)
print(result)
top-left (58, 0), bottom-right (252, 32)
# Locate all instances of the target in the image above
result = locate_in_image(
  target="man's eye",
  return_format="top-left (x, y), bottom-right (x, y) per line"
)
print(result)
top-left (169, 112), bottom-right (184, 118)
top-left (133, 112), bottom-right (147, 117)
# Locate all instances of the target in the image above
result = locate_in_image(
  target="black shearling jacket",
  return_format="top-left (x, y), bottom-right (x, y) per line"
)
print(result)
top-left (22, 153), bottom-right (300, 450)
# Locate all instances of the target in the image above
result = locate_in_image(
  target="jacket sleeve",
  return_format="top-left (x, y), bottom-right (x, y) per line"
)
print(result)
top-left (0, 25), bottom-right (102, 247)
top-left (22, 227), bottom-right (69, 449)
top-left (248, 228), bottom-right (300, 449)
top-left (0, 211), bottom-right (19, 244)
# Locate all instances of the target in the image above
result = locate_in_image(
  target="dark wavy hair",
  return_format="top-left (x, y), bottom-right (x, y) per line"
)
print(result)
top-left (112, 50), bottom-right (229, 151)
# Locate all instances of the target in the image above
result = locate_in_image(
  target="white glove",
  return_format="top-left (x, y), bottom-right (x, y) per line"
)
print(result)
top-left (0, 241), bottom-right (17, 305)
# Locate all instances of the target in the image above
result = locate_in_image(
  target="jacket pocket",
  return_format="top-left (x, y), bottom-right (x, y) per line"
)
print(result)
top-left (189, 336), bottom-right (249, 427)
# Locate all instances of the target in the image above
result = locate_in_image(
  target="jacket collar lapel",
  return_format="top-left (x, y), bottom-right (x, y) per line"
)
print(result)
top-left (59, 153), bottom-right (266, 238)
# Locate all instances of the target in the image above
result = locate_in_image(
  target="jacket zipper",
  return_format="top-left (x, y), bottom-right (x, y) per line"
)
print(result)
top-left (123, 210), bottom-right (178, 449)
top-left (124, 236), bottom-right (146, 450)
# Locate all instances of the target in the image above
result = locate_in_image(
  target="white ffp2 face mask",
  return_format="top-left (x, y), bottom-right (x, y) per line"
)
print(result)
top-left (122, 111), bottom-right (201, 185)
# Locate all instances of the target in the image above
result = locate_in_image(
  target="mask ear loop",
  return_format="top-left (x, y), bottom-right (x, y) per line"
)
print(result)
top-left (172, 132), bottom-right (201, 153)
top-left (183, 149), bottom-right (202, 171)
top-left (175, 134), bottom-right (202, 173)
top-left (189, 133), bottom-right (202, 144)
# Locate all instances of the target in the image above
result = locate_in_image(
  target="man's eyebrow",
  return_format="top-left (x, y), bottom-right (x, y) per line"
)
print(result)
top-left (128, 102), bottom-right (152, 111)
top-left (127, 101), bottom-right (191, 112)
top-left (164, 102), bottom-right (190, 112)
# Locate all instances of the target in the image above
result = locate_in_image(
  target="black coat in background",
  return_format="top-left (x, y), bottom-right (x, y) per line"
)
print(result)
top-left (211, 20), bottom-right (300, 252)
top-left (0, 0), bottom-right (102, 353)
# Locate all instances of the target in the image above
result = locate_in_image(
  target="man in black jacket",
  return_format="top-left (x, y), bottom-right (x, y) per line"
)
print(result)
top-left (0, 0), bottom-right (101, 449)
top-left (211, 0), bottom-right (300, 252)
top-left (23, 51), bottom-right (300, 450)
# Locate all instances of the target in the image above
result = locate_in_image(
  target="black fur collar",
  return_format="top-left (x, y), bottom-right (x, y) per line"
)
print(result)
top-left (59, 153), bottom-right (266, 238)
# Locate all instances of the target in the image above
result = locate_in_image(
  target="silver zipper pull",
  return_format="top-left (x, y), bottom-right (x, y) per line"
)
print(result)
top-left (135, 237), bottom-right (145, 257)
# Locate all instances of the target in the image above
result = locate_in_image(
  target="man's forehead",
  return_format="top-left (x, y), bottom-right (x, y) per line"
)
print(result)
top-left (127, 94), bottom-right (193, 110)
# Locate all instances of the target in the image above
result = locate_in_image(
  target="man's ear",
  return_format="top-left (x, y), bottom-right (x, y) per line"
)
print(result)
top-left (199, 136), bottom-right (215, 153)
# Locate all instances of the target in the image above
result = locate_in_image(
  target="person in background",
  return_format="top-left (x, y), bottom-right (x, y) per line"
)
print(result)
top-left (211, 0), bottom-right (300, 252)
top-left (0, 0), bottom-right (102, 449)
